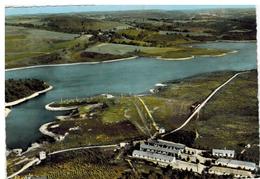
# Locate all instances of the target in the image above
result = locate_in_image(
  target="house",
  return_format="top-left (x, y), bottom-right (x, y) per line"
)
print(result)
top-left (39, 151), bottom-right (46, 160)
top-left (212, 149), bottom-right (235, 158)
top-left (215, 158), bottom-right (257, 171)
top-left (209, 166), bottom-right (254, 178)
top-left (159, 128), bottom-right (166, 134)
top-left (120, 142), bottom-right (128, 148)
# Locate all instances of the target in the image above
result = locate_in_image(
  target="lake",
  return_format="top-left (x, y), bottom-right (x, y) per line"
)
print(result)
top-left (5, 42), bottom-right (257, 149)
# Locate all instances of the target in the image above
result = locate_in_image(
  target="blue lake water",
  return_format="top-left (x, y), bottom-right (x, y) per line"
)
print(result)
top-left (5, 42), bottom-right (257, 149)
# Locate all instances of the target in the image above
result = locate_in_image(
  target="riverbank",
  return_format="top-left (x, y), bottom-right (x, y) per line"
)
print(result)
top-left (5, 85), bottom-right (53, 107)
top-left (5, 46), bottom-right (238, 71)
top-left (5, 56), bottom-right (138, 72)
top-left (5, 108), bottom-right (11, 118)
top-left (45, 102), bottom-right (78, 111)
top-left (39, 121), bottom-right (67, 142)
top-left (156, 56), bottom-right (195, 61)
top-left (156, 50), bottom-right (237, 61)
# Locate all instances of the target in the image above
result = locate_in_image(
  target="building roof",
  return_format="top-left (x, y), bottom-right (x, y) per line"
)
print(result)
top-left (216, 158), bottom-right (257, 169)
top-left (213, 149), bottom-right (235, 155)
top-left (140, 143), bottom-right (180, 155)
top-left (133, 150), bottom-right (175, 162)
top-left (209, 166), bottom-right (253, 177)
top-left (148, 139), bottom-right (185, 149)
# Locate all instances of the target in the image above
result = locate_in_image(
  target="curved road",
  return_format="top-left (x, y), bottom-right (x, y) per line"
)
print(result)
top-left (162, 72), bottom-right (246, 137)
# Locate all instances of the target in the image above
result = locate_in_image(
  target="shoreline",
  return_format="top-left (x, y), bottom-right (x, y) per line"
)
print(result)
top-left (5, 47), bottom-right (240, 72)
top-left (5, 56), bottom-right (138, 72)
top-left (5, 108), bottom-right (11, 118)
top-left (39, 121), bottom-right (64, 141)
top-left (156, 50), bottom-right (237, 61)
top-left (214, 40), bottom-right (256, 43)
top-left (156, 56), bottom-right (195, 61)
top-left (5, 85), bottom-right (53, 107)
top-left (45, 102), bottom-right (78, 111)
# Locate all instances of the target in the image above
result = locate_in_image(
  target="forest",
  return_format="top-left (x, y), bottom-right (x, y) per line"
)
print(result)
top-left (5, 79), bottom-right (48, 102)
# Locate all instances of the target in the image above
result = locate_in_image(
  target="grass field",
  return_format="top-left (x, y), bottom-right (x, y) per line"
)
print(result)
top-left (5, 26), bottom-right (79, 66)
top-left (86, 43), bottom-right (228, 59)
top-left (85, 43), bottom-right (142, 55)
top-left (5, 26), bottom-right (131, 68)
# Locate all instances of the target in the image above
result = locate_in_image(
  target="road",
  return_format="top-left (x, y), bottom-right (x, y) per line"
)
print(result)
top-left (162, 72), bottom-right (245, 137)
top-left (133, 101), bottom-right (152, 137)
top-left (48, 144), bottom-right (117, 155)
top-left (136, 96), bottom-right (159, 130)
top-left (7, 158), bottom-right (40, 179)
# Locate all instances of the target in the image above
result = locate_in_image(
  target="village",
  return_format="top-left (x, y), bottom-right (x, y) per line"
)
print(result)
top-left (126, 137), bottom-right (258, 178)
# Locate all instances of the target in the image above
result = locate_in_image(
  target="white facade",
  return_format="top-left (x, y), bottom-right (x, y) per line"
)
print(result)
top-left (39, 151), bottom-right (46, 160)
top-left (133, 150), bottom-right (176, 163)
top-left (215, 158), bottom-right (257, 171)
top-left (209, 166), bottom-right (253, 178)
top-left (212, 149), bottom-right (235, 158)
top-left (159, 128), bottom-right (166, 134)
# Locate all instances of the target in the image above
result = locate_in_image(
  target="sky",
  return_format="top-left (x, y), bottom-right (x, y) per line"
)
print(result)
top-left (5, 5), bottom-right (255, 16)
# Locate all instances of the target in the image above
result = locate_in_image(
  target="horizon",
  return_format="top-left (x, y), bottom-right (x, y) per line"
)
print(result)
top-left (5, 5), bottom-right (255, 16)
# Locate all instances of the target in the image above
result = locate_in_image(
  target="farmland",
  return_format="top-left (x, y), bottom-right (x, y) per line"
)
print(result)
top-left (6, 8), bottom-right (255, 68)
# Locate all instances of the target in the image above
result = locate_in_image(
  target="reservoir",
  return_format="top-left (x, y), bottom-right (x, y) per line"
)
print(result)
top-left (5, 42), bottom-right (257, 149)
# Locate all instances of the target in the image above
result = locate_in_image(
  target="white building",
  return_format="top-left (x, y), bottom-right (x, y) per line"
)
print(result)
top-left (39, 151), bottom-right (46, 160)
top-left (149, 139), bottom-right (186, 151)
top-left (140, 143), bottom-right (180, 156)
top-left (159, 128), bottom-right (166, 134)
top-left (132, 150), bottom-right (176, 164)
top-left (132, 140), bottom-right (186, 165)
top-left (215, 158), bottom-right (257, 171)
top-left (120, 142), bottom-right (128, 148)
top-left (209, 166), bottom-right (254, 178)
top-left (212, 149), bottom-right (235, 158)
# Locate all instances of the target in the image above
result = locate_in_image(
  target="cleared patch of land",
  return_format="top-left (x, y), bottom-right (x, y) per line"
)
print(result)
top-left (5, 26), bottom-right (78, 61)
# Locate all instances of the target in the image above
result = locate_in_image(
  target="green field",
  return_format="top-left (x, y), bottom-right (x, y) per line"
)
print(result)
top-left (5, 25), bottom-right (79, 67)
top-left (86, 43), bottom-right (228, 59)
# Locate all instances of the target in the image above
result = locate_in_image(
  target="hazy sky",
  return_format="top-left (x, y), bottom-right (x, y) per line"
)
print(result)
top-left (5, 5), bottom-right (255, 16)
